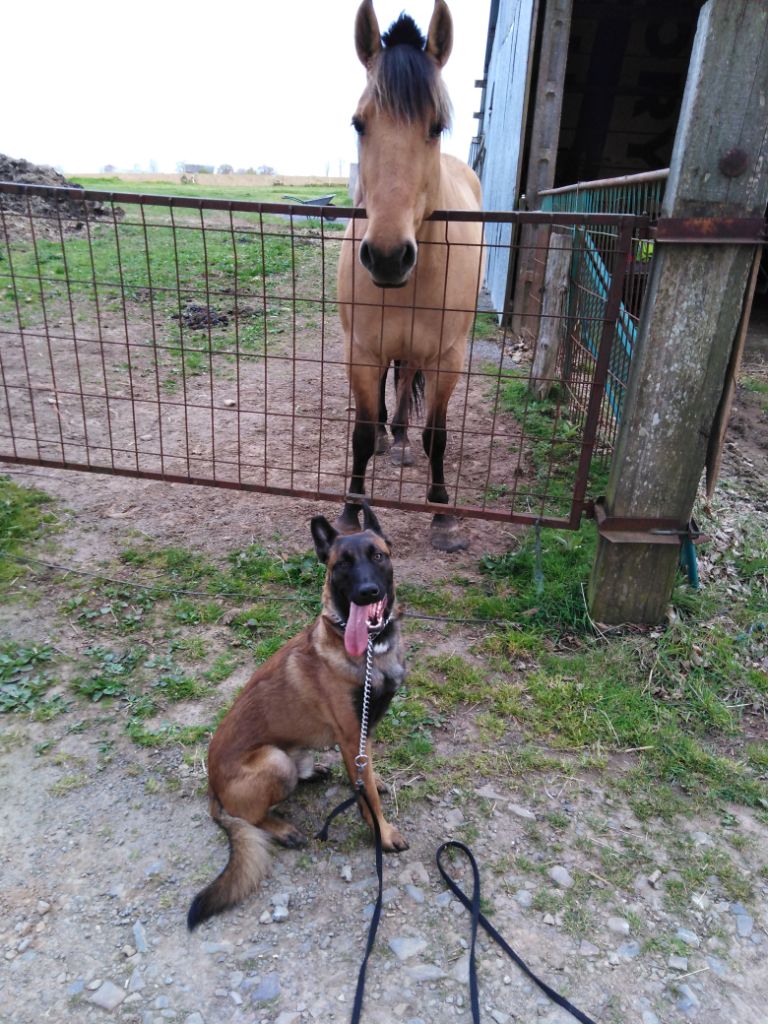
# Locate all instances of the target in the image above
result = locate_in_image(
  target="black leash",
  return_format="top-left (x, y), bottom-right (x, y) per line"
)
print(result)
top-left (318, 797), bottom-right (597, 1024)
top-left (317, 785), bottom-right (384, 1024)
top-left (436, 841), bottom-right (597, 1024)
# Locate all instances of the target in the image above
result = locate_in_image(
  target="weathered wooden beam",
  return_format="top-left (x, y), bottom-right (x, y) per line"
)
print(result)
top-left (510, 0), bottom-right (573, 340)
top-left (530, 228), bottom-right (572, 399)
top-left (589, 0), bottom-right (768, 624)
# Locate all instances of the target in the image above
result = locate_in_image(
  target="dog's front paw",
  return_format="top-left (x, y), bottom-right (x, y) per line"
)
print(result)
top-left (381, 825), bottom-right (409, 852)
top-left (276, 826), bottom-right (308, 850)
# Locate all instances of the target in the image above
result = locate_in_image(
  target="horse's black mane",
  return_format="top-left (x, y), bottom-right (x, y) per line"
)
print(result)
top-left (382, 14), bottom-right (425, 51)
top-left (372, 13), bottom-right (452, 128)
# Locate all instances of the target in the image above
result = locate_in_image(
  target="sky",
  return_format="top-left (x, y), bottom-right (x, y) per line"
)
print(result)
top-left (4, 0), bottom-right (492, 177)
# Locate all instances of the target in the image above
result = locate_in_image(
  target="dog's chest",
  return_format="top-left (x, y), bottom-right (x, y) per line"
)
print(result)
top-left (353, 634), bottom-right (405, 730)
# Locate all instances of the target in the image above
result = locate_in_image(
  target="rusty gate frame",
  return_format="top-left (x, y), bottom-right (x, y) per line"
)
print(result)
top-left (0, 182), bottom-right (649, 531)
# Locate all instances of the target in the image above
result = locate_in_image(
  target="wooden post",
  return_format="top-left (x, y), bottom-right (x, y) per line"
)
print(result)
top-left (589, 0), bottom-right (768, 624)
top-left (510, 0), bottom-right (573, 340)
top-left (530, 228), bottom-right (572, 399)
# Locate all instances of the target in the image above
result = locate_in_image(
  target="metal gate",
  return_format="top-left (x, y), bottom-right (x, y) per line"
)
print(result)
top-left (0, 182), bottom-right (649, 530)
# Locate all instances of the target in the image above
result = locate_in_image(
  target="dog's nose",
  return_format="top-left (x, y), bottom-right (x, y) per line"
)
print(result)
top-left (356, 581), bottom-right (381, 602)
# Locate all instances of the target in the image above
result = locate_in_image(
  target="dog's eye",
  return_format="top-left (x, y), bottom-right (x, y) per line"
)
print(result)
top-left (371, 550), bottom-right (384, 562)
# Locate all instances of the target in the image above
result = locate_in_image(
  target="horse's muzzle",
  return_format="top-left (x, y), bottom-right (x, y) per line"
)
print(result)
top-left (359, 239), bottom-right (416, 288)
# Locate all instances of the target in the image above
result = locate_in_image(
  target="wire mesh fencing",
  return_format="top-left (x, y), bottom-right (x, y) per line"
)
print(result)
top-left (0, 183), bottom-right (647, 529)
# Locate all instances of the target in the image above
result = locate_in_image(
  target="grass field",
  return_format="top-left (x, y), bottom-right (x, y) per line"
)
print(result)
top-left (70, 173), bottom-right (354, 207)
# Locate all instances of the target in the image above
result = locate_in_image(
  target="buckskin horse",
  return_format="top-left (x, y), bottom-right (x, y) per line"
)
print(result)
top-left (336, 0), bottom-right (484, 552)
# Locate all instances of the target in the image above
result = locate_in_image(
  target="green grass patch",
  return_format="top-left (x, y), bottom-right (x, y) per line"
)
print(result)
top-left (479, 524), bottom-right (596, 632)
top-left (493, 371), bottom-right (609, 517)
top-left (71, 176), bottom-right (354, 208)
top-left (375, 688), bottom-right (438, 770)
top-left (0, 477), bottom-right (57, 592)
top-left (742, 375), bottom-right (768, 412)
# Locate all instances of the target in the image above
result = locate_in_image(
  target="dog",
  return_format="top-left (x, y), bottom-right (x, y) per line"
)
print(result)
top-left (187, 503), bottom-right (408, 930)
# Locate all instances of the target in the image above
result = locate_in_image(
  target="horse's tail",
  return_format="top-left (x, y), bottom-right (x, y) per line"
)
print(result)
top-left (187, 809), bottom-right (272, 930)
top-left (411, 370), bottom-right (425, 417)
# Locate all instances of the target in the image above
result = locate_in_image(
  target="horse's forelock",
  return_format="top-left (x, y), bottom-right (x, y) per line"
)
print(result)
top-left (381, 13), bottom-right (425, 51)
top-left (370, 39), bottom-right (452, 128)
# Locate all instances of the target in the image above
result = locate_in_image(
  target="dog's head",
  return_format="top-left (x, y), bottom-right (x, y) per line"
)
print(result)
top-left (311, 503), bottom-right (395, 657)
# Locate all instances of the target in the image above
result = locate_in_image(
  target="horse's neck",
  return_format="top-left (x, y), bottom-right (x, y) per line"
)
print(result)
top-left (418, 155), bottom-right (481, 242)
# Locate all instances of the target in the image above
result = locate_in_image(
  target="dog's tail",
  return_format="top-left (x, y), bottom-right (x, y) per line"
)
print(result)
top-left (187, 810), bottom-right (272, 930)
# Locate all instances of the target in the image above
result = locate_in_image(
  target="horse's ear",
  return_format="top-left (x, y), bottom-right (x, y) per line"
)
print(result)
top-left (355, 0), bottom-right (382, 68)
top-left (426, 0), bottom-right (453, 68)
top-left (311, 516), bottom-right (338, 563)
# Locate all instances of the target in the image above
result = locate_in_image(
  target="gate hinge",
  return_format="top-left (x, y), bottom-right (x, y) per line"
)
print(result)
top-left (591, 498), bottom-right (708, 546)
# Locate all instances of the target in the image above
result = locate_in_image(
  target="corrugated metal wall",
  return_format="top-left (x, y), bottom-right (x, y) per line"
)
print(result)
top-left (474, 0), bottom-right (536, 311)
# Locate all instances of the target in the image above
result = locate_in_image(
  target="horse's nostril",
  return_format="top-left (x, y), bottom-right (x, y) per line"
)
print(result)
top-left (400, 242), bottom-right (416, 273)
top-left (359, 240), bottom-right (373, 271)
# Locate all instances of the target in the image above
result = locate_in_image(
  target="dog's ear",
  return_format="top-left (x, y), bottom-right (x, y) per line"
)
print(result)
top-left (360, 500), bottom-right (391, 548)
top-left (311, 516), bottom-right (338, 563)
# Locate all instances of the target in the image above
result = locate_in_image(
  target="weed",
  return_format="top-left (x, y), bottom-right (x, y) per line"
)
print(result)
top-left (73, 646), bottom-right (144, 702)
top-left (49, 773), bottom-right (89, 796)
top-left (0, 642), bottom-right (56, 713)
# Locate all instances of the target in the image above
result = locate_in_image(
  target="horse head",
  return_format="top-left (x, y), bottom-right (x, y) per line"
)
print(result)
top-left (352, 0), bottom-right (454, 288)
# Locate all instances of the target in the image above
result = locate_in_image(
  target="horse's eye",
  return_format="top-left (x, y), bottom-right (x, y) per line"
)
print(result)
top-left (429, 122), bottom-right (444, 139)
top-left (352, 116), bottom-right (365, 136)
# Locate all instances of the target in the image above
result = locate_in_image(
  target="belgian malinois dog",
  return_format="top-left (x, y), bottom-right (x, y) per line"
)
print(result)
top-left (187, 504), bottom-right (408, 930)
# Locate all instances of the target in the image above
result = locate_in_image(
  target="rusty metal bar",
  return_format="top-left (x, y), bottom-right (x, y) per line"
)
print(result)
top-left (653, 216), bottom-right (767, 244)
top-left (539, 168), bottom-right (669, 197)
top-left (568, 220), bottom-right (635, 528)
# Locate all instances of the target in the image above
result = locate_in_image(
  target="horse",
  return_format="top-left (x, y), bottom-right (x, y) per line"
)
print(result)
top-left (336, 0), bottom-right (484, 552)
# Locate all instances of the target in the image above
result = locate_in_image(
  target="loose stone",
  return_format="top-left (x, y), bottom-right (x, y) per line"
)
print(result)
top-left (405, 964), bottom-right (446, 982)
top-left (578, 941), bottom-right (599, 956)
top-left (250, 973), bottom-right (281, 1003)
top-left (132, 922), bottom-right (149, 954)
top-left (405, 884), bottom-right (425, 904)
top-left (675, 927), bottom-right (701, 949)
top-left (389, 937), bottom-right (428, 961)
top-left (607, 916), bottom-right (630, 936)
top-left (89, 980), bottom-right (127, 1011)
top-left (548, 866), bottom-right (574, 889)
top-left (509, 804), bottom-right (536, 821)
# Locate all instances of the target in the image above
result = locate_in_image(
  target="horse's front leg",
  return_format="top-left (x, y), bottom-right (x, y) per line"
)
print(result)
top-left (338, 362), bottom-right (383, 534)
top-left (422, 371), bottom-right (468, 552)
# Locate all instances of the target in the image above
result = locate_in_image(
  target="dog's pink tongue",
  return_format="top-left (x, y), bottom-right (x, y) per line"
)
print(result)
top-left (345, 602), bottom-right (375, 657)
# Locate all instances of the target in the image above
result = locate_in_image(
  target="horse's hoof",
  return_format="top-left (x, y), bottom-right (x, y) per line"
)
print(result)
top-left (375, 429), bottom-right (390, 456)
top-left (430, 518), bottom-right (469, 552)
top-left (334, 507), bottom-right (361, 535)
top-left (390, 443), bottom-right (414, 467)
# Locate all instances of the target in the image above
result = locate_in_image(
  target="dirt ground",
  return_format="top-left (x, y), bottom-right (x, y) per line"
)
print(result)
top-left (1, 292), bottom-right (767, 1024)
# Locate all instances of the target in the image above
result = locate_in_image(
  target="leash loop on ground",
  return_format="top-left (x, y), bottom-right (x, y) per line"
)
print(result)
top-left (436, 841), bottom-right (598, 1024)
